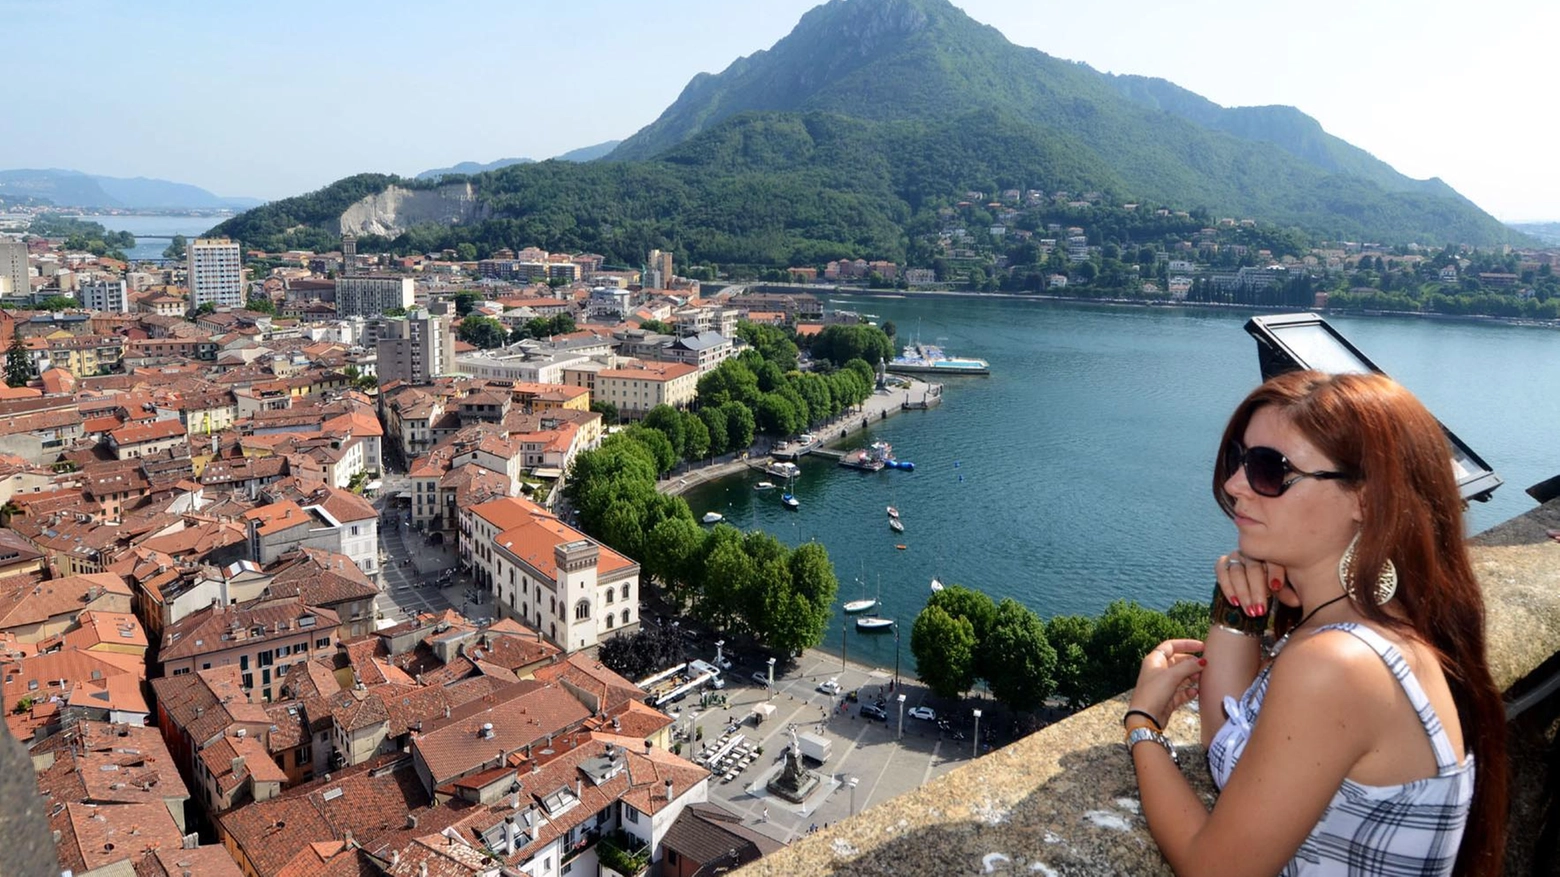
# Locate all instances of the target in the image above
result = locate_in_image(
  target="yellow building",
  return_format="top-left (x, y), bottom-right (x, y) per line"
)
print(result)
top-left (594, 360), bottom-right (698, 417)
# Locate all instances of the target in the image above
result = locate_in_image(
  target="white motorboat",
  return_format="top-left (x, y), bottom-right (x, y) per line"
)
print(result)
top-left (930, 578), bottom-right (944, 593)
top-left (754, 481), bottom-right (776, 491)
top-left (701, 512), bottom-right (724, 524)
top-left (781, 493), bottom-right (800, 510)
top-left (888, 517), bottom-right (904, 533)
top-left (886, 506), bottom-right (900, 518)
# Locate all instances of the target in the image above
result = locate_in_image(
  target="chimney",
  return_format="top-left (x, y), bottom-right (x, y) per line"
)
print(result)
top-left (503, 816), bottom-right (518, 855)
top-left (575, 778), bottom-right (582, 801)
top-left (343, 829), bottom-right (354, 848)
top-left (406, 814), bottom-right (418, 830)
top-left (390, 851), bottom-right (400, 869)
top-left (443, 705), bottom-right (450, 719)
top-left (480, 723), bottom-right (494, 740)
top-left (644, 740), bottom-right (652, 755)
top-left (665, 779), bottom-right (674, 801)
top-left (419, 863), bottom-right (428, 877)
top-left (230, 756), bottom-right (245, 776)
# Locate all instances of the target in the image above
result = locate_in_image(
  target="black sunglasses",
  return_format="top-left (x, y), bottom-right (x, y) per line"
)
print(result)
top-left (1224, 442), bottom-right (1353, 498)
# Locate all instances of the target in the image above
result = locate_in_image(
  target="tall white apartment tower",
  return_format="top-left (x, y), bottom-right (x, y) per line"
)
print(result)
top-left (0, 238), bottom-right (29, 298)
top-left (187, 237), bottom-right (243, 311)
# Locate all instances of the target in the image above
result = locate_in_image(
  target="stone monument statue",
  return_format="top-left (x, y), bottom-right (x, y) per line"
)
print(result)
top-left (765, 724), bottom-right (820, 804)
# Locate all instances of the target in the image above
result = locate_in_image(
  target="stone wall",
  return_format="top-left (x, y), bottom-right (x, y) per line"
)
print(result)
top-left (741, 499), bottom-right (1560, 875)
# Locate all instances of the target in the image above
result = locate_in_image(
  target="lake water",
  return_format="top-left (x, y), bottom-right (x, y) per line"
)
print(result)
top-left (681, 297), bottom-right (1560, 672)
top-left (66, 214), bottom-right (228, 260)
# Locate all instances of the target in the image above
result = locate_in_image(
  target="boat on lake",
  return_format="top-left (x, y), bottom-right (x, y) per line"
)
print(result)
top-left (889, 517), bottom-right (904, 533)
top-left (765, 461), bottom-right (801, 479)
top-left (839, 440), bottom-right (894, 472)
top-left (889, 343), bottom-right (990, 376)
top-left (754, 481), bottom-right (776, 491)
top-left (843, 572), bottom-right (879, 614)
top-left (781, 493), bottom-right (800, 510)
top-left (886, 506), bottom-right (899, 518)
top-left (855, 616), bottom-right (895, 632)
top-left (702, 512), bottom-right (724, 524)
top-left (930, 578), bottom-right (944, 593)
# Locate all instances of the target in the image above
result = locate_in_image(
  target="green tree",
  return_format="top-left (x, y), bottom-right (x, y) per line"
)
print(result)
top-left (1165, 600), bottom-right (1210, 640)
top-left (735, 321), bottom-right (800, 370)
top-left (5, 333), bottom-right (31, 388)
top-left (696, 359), bottom-right (760, 408)
top-left (753, 393), bottom-right (803, 436)
top-left (162, 234), bottom-right (187, 260)
top-left (37, 295), bottom-right (77, 311)
top-left (720, 401), bottom-right (755, 450)
top-left (453, 291), bottom-right (481, 316)
top-left (590, 400), bottom-right (619, 425)
top-left (911, 605), bottom-right (979, 699)
top-left (456, 242), bottom-right (478, 261)
top-left (681, 410), bottom-right (711, 461)
top-left (810, 324), bottom-right (894, 367)
top-left (698, 407), bottom-right (728, 456)
top-left (245, 294), bottom-right (277, 315)
top-left (1086, 600), bottom-right (1186, 702)
top-left (457, 315), bottom-right (508, 349)
top-left (643, 517), bottom-right (707, 603)
top-left (622, 425), bottom-right (677, 476)
top-left (982, 599), bottom-right (1057, 712)
top-left (382, 305), bottom-right (409, 317)
top-left (642, 405), bottom-right (687, 459)
top-left (639, 319), bottom-right (675, 334)
top-left (1045, 614), bottom-right (1095, 710)
top-left (548, 313), bottom-right (577, 335)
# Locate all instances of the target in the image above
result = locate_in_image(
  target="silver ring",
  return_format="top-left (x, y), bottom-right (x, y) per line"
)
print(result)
top-left (1225, 558), bottom-right (1245, 569)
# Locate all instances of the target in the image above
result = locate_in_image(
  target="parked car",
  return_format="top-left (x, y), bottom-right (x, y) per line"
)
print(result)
top-left (816, 678), bottom-right (841, 695)
top-left (715, 656), bottom-right (733, 670)
top-left (859, 702), bottom-right (888, 721)
top-left (707, 675), bottom-right (726, 690)
top-left (751, 671), bottom-right (772, 687)
top-left (908, 706), bottom-right (936, 721)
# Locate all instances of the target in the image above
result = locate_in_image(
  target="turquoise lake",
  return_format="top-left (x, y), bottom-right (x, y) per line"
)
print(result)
top-left (681, 296), bottom-right (1560, 672)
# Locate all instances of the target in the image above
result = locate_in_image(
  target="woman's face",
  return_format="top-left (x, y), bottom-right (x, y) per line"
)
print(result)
top-left (1225, 406), bottom-right (1361, 595)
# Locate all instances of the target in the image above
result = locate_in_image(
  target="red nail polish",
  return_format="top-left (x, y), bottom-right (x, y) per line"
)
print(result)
top-left (1257, 603), bottom-right (1267, 616)
top-left (1198, 658), bottom-right (1207, 667)
top-left (1271, 579), bottom-right (1283, 592)
top-left (1230, 595), bottom-right (1241, 607)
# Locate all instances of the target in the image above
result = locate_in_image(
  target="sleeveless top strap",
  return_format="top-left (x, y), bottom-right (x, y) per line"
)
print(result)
top-left (1314, 622), bottom-right (1462, 775)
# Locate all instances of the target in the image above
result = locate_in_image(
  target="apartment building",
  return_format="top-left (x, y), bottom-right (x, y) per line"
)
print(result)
top-left (78, 278), bottom-right (128, 312)
top-left (187, 237), bottom-right (244, 311)
top-left (594, 360), bottom-right (698, 417)
top-left (375, 310), bottom-right (453, 385)
top-left (334, 275), bottom-right (414, 318)
top-left (0, 238), bottom-right (28, 298)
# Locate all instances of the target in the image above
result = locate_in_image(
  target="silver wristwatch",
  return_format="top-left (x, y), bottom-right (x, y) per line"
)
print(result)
top-left (1126, 726), bottom-right (1178, 764)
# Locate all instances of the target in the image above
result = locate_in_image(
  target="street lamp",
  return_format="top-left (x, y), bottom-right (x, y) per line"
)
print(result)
top-left (715, 639), bottom-right (726, 667)
top-left (972, 709), bottom-right (982, 759)
top-left (896, 693), bottom-right (906, 740)
top-left (847, 776), bottom-right (859, 816)
top-left (766, 657), bottom-right (776, 700)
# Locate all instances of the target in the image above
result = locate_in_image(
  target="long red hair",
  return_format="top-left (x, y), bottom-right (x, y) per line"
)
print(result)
top-left (1212, 370), bottom-right (1507, 877)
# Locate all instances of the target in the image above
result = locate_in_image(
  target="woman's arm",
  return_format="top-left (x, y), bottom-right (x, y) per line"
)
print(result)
top-left (1136, 634), bottom-right (1379, 877)
top-left (1197, 554), bottom-right (1282, 749)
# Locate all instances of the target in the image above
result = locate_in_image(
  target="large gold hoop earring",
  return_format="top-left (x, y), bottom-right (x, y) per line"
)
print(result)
top-left (1339, 533), bottom-right (1398, 605)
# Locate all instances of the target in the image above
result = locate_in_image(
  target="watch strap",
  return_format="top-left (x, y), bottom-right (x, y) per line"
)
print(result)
top-left (1125, 726), bottom-right (1178, 764)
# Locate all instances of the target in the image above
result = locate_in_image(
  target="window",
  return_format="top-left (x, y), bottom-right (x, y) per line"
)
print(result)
top-left (201, 663), bottom-right (212, 670)
top-left (172, 667), bottom-right (191, 676)
top-left (625, 804), bottom-right (639, 824)
top-left (242, 673), bottom-right (253, 689)
top-left (574, 600), bottom-right (589, 621)
top-left (315, 638), bottom-right (330, 649)
top-left (621, 583), bottom-right (630, 601)
top-left (621, 609), bottom-right (630, 626)
top-left (605, 589), bottom-right (614, 605)
top-left (605, 614), bottom-right (614, 630)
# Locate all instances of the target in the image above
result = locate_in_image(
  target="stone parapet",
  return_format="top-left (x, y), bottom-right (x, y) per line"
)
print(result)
top-left (740, 499), bottom-right (1560, 875)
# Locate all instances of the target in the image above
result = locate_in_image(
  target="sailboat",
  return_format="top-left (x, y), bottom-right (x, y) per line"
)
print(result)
top-left (781, 492), bottom-right (800, 510)
top-left (888, 517), bottom-right (904, 533)
top-left (886, 506), bottom-right (900, 519)
top-left (842, 567), bottom-right (877, 614)
top-left (855, 577), bottom-right (894, 631)
top-left (930, 578), bottom-right (944, 593)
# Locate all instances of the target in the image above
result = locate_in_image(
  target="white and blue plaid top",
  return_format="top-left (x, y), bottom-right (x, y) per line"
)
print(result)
top-left (1207, 623), bottom-right (1474, 876)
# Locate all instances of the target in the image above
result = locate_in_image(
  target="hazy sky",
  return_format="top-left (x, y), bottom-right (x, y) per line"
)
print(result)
top-left (5, 0), bottom-right (1555, 220)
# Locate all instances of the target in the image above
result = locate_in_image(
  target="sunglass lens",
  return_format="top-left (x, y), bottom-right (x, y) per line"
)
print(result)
top-left (1246, 446), bottom-right (1287, 496)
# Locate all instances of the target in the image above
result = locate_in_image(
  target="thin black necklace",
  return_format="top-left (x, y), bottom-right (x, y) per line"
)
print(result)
top-left (1292, 592), bottom-right (1351, 635)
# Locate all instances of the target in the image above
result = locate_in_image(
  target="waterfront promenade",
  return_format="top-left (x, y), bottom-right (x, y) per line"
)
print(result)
top-left (658, 378), bottom-right (941, 497)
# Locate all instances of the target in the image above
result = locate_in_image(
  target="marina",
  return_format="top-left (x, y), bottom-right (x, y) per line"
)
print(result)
top-left (888, 343), bottom-right (991, 375)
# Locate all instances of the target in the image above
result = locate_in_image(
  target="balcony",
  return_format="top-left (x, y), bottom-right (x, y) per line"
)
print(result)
top-left (596, 830), bottom-right (649, 877)
top-left (559, 828), bottom-right (602, 866)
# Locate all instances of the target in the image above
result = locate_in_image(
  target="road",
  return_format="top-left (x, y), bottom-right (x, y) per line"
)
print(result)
top-left (370, 485), bottom-right (488, 625)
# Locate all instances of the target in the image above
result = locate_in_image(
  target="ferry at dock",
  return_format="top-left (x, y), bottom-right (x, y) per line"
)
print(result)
top-left (889, 343), bottom-right (990, 375)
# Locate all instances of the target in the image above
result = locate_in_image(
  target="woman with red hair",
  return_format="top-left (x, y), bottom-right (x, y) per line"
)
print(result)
top-left (1126, 370), bottom-right (1506, 876)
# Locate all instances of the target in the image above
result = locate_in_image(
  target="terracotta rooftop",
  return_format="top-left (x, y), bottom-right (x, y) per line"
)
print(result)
top-left (59, 801), bottom-right (186, 873)
top-left (159, 597), bottom-right (338, 661)
top-left (147, 665), bottom-right (276, 747)
top-left (0, 572), bottom-right (131, 632)
top-left (411, 681), bottom-right (590, 787)
top-left (110, 418), bottom-right (187, 446)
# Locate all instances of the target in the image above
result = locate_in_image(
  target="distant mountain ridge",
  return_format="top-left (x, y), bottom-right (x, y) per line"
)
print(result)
top-left (606, 0), bottom-right (1511, 244)
top-left (0, 168), bottom-right (261, 210)
top-left (414, 141), bottom-right (622, 180)
top-left (220, 0), bottom-right (1519, 252)
top-left (1508, 222), bottom-right (1560, 246)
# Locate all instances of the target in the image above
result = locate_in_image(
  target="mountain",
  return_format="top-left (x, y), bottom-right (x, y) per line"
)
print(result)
top-left (0, 168), bottom-right (260, 210)
top-left (221, 0), bottom-right (1519, 254)
top-left (1507, 222), bottom-right (1560, 246)
top-left (415, 141), bottom-right (622, 180)
top-left (606, 0), bottom-right (1511, 244)
top-left (415, 158), bottom-right (534, 181)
